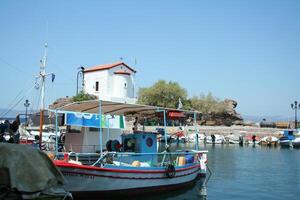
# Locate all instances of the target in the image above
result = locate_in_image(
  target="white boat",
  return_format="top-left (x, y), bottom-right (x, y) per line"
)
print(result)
top-left (292, 137), bottom-right (300, 148)
top-left (205, 134), bottom-right (225, 144)
top-left (224, 134), bottom-right (241, 144)
top-left (258, 136), bottom-right (278, 146)
top-left (49, 100), bottom-right (208, 197)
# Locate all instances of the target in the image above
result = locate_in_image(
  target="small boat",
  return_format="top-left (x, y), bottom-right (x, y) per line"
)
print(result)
top-left (292, 137), bottom-right (300, 148)
top-left (205, 134), bottom-right (225, 144)
top-left (224, 134), bottom-right (243, 144)
top-left (279, 130), bottom-right (296, 147)
top-left (244, 135), bottom-right (260, 145)
top-left (172, 131), bottom-right (187, 143)
top-left (188, 133), bottom-right (205, 143)
top-left (258, 136), bottom-right (278, 146)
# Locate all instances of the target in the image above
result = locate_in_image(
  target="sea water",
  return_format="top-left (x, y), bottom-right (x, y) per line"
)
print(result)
top-left (129, 143), bottom-right (300, 200)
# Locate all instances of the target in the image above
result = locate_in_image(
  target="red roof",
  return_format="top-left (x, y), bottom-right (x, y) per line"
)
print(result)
top-left (84, 61), bottom-right (136, 73)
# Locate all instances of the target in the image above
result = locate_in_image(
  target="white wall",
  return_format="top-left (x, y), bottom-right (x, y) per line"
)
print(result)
top-left (84, 70), bottom-right (109, 99)
top-left (82, 127), bottom-right (122, 153)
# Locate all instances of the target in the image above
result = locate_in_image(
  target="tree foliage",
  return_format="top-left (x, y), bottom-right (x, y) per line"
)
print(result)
top-left (137, 80), bottom-right (187, 108)
top-left (190, 92), bottom-right (227, 117)
top-left (72, 90), bottom-right (97, 102)
top-left (137, 81), bottom-right (227, 115)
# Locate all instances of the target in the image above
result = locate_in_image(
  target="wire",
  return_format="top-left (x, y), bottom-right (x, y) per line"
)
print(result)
top-left (1, 89), bottom-right (25, 115)
top-left (0, 84), bottom-right (36, 118)
top-left (0, 57), bottom-right (31, 75)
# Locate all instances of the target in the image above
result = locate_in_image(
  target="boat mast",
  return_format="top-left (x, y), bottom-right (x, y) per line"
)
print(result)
top-left (39, 42), bottom-right (48, 149)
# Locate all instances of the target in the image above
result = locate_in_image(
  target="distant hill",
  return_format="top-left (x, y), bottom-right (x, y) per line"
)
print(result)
top-left (243, 115), bottom-right (291, 123)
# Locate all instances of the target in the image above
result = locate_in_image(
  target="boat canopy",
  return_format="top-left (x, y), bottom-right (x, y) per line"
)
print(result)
top-left (49, 100), bottom-right (201, 154)
top-left (54, 100), bottom-right (200, 117)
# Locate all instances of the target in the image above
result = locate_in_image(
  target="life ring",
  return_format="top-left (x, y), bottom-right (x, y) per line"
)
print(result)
top-left (165, 164), bottom-right (176, 178)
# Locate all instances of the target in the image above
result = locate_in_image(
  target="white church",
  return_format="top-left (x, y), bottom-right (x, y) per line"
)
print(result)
top-left (64, 61), bottom-right (137, 153)
top-left (83, 61), bottom-right (137, 104)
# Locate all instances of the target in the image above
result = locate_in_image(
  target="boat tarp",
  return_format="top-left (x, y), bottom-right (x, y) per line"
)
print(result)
top-left (65, 112), bottom-right (125, 128)
top-left (0, 143), bottom-right (71, 199)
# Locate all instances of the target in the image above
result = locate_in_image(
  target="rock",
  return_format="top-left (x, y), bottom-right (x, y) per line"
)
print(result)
top-left (203, 99), bottom-right (243, 126)
top-left (49, 97), bottom-right (73, 110)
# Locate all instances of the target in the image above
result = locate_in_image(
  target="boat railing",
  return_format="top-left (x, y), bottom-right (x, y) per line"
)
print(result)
top-left (54, 147), bottom-right (208, 168)
top-left (42, 142), bottom-right (102, 153)
top-left (93, 150), bottom-right (208, 168)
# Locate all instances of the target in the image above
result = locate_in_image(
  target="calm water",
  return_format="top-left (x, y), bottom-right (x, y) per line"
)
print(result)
top-left (129, 143), bottom-right (300, 200)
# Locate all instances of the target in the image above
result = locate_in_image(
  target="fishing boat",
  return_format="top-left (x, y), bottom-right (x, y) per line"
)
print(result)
top-left (49, 100), bottom-right (208, 197)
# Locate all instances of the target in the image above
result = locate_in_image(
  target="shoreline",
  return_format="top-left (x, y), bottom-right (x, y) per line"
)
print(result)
top-left (130, 125), bottom-right (285, 137)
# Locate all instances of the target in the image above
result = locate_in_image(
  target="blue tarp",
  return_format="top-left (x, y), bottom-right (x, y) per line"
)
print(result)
top-left (65, 112), bottom-right (125, 128)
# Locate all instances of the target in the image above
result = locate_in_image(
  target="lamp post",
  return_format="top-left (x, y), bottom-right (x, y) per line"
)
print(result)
top-left (291, 101), bottom-right (300, 129)
top-left (76, 66), bottom-right (85, 95)
top-left (24, 99), bottom-right (30, 124)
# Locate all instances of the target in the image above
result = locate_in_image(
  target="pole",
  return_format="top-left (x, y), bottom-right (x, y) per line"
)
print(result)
top-left (295, 106), bottom-right (298, 129)
top-left (76, 71), bottom-right (80, 95)
top-left (25, 106), bottom-right (27, 124)
top-left (24, 99), bottom-right (30, 128)
top-left (291, 101), bottom-right (299, 129)
top-left (194, 112), bottom-right (199, 150)
top-left (76, 67), bottom-right (85, 95)
top-left (39, 42), bottom-right (47, 150)
top-left (55, 109), bottom-right (58, 157)
top-left (99, 99), bottom-right (103, 154)
top-left (39, 110), bottom-right (44, 149)
top-left (163, 110), bottom-right (168, 150)
top-left (107, 117), bottom-right (110, 141)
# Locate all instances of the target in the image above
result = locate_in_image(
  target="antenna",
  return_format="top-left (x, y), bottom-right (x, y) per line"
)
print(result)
top-left (45, 20), bottom-right (49, 43)
top-left (134, 58), bottom-right (137, 66)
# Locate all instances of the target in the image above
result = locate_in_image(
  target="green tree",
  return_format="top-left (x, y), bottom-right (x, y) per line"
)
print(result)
top-left (190, 92), bottom-right (226, 117)
top-left (72, 90), bottom-right (97, 102)
top-left (137, 80), bottom-right (187, 108)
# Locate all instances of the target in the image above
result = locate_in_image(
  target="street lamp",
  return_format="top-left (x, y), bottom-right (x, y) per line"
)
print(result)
top-left (24, 99), bottom-right (30, 124)
top-left (291, 101), bottom-right (300, 129)
top-left (76, 66), bottom-right (85, 95)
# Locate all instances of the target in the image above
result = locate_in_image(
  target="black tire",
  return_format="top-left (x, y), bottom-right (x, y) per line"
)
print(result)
top-left (106, 140), bottom-right (112, 151)
top-left (165, 164), bottom-right (176, 178)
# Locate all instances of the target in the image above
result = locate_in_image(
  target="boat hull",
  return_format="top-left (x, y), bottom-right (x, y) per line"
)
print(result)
top-left (56, 161), bottom-right (205, 195)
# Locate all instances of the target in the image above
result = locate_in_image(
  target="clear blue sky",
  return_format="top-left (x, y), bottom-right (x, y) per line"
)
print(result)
top-left (1, 0), bottom-right (300, 118)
